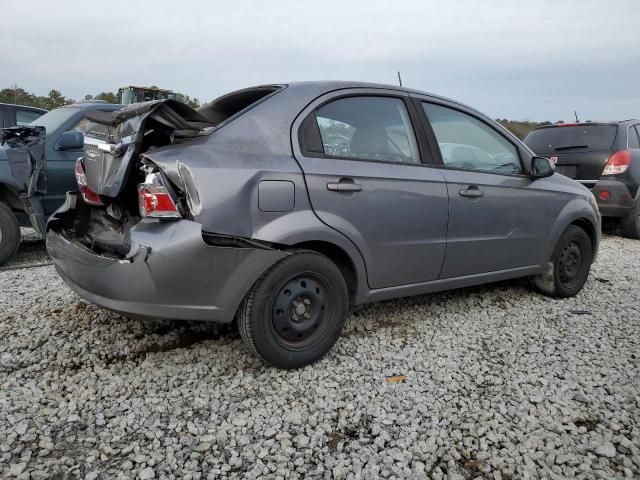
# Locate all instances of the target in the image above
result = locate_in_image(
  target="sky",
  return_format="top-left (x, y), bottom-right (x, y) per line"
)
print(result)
top-left (2, 0), bottom-right (639, 121)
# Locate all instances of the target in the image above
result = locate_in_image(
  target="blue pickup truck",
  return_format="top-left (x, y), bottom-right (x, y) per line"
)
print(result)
top-left (0, 101), bottom-right (122, 264)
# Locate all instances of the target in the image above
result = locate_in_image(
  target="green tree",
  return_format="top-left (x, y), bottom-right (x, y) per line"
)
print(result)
top-left (497, 119), bottom-right (552, 139)
top-left (0, 86), bottom-right (37, 107)
top-left (94, 91), bottom-right (120, 103)
top-left (44, 89), bottom-right (71, 109)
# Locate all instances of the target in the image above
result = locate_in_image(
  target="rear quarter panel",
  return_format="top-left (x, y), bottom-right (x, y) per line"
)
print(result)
top-left (144, 84), bottom-right (370, 299)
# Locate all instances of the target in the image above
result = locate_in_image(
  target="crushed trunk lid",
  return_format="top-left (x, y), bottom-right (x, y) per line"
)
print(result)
top-left (81, 99), bottom-right (215, 198)
top-left (0, 126), bottom-right (46, 196)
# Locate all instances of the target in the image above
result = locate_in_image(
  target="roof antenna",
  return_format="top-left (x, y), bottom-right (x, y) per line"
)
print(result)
top-left (574, 110), bottom-right (580, 123)
top-left (397, 71), bottom-right (403, 87)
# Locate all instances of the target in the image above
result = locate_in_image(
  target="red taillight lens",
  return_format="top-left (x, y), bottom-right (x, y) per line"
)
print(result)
top-left (602, 150), bottom-right (631, 175)
top-left (75, 158), bottom-right (103, 206)
top-left (137, 172), bottom-right (181, 218)
top-left (598, 190), bottom-right (611, 201)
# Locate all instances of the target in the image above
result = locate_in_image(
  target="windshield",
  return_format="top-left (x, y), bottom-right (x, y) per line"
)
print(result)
top-left (28, 107), bottom-right (80, 134)
top-left (524, 125), bottom-right (617, 154)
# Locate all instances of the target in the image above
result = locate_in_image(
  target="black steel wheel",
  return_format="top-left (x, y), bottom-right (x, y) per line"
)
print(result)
top-left (534, 225), bottom-right (593, 298)
top-left (238, 251), bottom-right (348, 368)
top-left (270, 274), bottom-right (331, 346)
top-left (557, 240), bottom-right (584, 290)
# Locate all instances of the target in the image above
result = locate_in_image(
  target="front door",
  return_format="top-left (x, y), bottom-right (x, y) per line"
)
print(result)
top-left (420, 100), bottom-right (563, 279)
top-left (293, 91), bottom-right (448, 289)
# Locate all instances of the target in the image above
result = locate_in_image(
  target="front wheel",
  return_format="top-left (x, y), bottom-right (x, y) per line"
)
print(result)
top-left (534, 225), bottom-right (593, 298)
top-left (238, 251), bottom-right (348, 368)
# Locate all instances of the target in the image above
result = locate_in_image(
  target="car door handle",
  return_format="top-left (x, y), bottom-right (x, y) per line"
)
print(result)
top-left (327, 182), bottom-right (363, 192)
top-left (459, 187), bottom-right (484, 198)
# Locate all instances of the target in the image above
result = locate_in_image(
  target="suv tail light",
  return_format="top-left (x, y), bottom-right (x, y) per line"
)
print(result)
top-left (602, 150), bottom-right (631, 175)
top-left (75, 158), bottom-right (103, 206)
top-left (138, 171), bottom-right (181, 218)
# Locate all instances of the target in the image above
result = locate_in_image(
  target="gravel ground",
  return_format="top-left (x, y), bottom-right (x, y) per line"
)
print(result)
top-left (0, 230), bottom-right (638, 479)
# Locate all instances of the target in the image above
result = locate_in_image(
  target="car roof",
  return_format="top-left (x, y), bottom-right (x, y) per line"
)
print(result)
top-left (283, 80), bottom-right (461, 103)
top-left (0, 102), bottom-right (48, 112)
top-left (265, 80), bottom-right (498, 124)
top-left (62, 102), bottom-right (124, 111)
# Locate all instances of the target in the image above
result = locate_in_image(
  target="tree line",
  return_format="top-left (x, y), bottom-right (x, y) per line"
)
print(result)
top-left (0, 85), bottom-right (201, 110)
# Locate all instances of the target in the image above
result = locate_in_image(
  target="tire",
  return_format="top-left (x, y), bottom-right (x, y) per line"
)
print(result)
top-left (238, 251), bottom-right (348, 369)
top-left (534, 225), bottom-right (593, 298)
top-left (620, 199), bottom-right (640, 239)
top-left (0, 202), bottom-right (20, 266)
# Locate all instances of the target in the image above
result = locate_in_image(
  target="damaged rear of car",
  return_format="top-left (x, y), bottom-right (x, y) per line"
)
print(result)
top-left (47, 89), bottom-right (289, 322)
top-left (47, 83), bottom-right (360, 369)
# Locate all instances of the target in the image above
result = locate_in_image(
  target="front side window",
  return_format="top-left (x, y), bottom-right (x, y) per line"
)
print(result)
top-left (423, 103), bottom-right (522, 174)
top-left (16, 109), bottom-right (43, 126)
top-left (313, 96), bottom-right (420, 164)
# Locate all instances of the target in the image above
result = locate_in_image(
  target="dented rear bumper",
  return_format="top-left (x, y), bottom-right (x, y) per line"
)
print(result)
top-left (46, 194), bottom-right (286, 322)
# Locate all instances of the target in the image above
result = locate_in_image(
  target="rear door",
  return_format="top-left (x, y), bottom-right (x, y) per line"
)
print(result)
top-left (418, 99), bottom-right (562, 279)
top-left (524, 124), bottom-right (618, 183)
top-left (292, 89), bottom-right (448, 289)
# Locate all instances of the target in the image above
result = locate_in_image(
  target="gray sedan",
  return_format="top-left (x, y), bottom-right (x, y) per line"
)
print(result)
top-left (46, 82), bottom-right (600, 368)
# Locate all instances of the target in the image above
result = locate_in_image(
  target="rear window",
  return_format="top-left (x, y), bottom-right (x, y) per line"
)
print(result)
top-left (524, 125), bottom-right (617, 154)
top-left (198, 86), bottom-right (282, 127)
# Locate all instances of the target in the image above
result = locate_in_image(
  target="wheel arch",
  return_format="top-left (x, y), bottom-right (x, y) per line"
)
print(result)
top-left (570, 217), bottom-right (599, 256)
top-left (289, 240), bottom-right (358, 304)
top-left (540, 198), bottom-right (601, 266)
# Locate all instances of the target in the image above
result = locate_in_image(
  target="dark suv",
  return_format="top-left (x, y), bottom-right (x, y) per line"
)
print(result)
top-left (524, 120), bottom-right (640, 238)
top-left (0, 103), bottom-right (47, 128)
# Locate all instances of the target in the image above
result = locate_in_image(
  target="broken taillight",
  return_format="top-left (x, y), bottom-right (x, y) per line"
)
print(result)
top-left (75, 158), bottom-right (103, 206)
top-left (602, 150), bottom-right (631, 175)
top-left (137, 171), bottom-right (181, 218)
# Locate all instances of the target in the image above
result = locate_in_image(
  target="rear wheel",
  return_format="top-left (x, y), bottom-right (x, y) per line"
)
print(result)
top-left (620, 199), bottom-right (640, 239)
top-left (238, 251), bottom-right (348, 368)
top-left (534, 225), bottom-right (593, 298)
top-left (0, 203), bottom-right (20, 266)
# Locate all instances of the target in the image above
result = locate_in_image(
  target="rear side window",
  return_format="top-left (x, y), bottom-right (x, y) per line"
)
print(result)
top-left (16, 109), bottom-right (44, 126)
top-left (423, 103), bottom-right (521, 175)
top-left (629, 126), bottom-right (640, 149)
top-left (524, 125), bottom-right (617, 154)
top-left (310, 96), bottom-right (420, 164)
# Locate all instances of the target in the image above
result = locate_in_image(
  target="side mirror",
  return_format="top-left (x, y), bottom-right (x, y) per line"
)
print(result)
top-left (55, 131), bottom-right (84, 151)
top-left (530, 156), bottom-right (555, 179)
